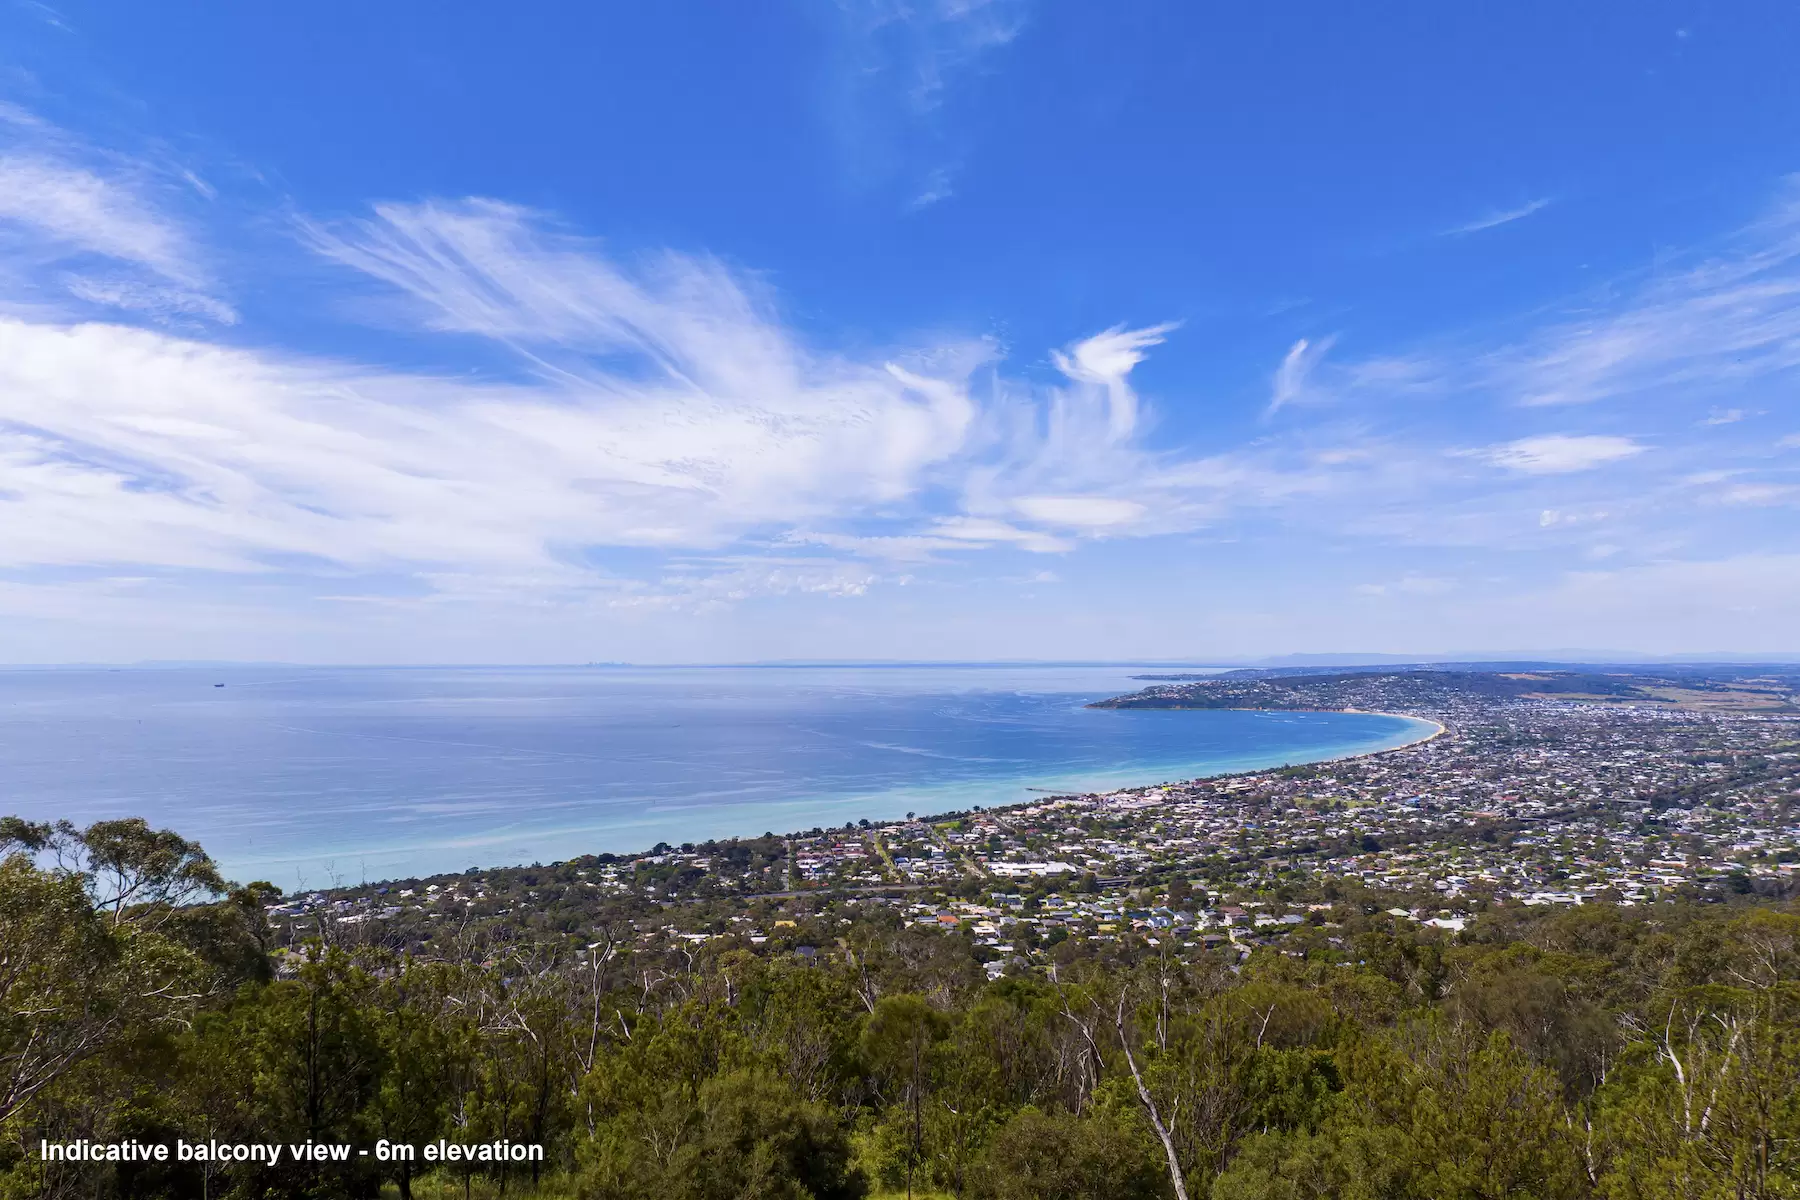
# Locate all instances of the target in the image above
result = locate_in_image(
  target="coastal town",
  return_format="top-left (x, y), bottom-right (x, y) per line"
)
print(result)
top-left (280, 666), bottom-right (1800, 978)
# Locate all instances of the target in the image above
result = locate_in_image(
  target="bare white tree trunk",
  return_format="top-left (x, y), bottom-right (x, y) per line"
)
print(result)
top-left (1115, 994), bottom-right (1190, 1200)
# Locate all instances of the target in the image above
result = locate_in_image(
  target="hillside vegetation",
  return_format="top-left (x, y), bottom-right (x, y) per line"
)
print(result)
top-left (5, 815), bottom-right (1800, 1199)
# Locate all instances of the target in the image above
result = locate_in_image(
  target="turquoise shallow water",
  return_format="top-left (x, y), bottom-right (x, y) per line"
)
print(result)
top-left (0, 664), bottom-right (1434, 886)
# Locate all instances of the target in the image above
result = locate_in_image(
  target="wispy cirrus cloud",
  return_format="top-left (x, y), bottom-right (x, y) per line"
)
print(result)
top-left (1289, 182), bottom-right (1800, 418)
top-left (846, 0), bottom-right (1029, 115)
top-left (4, 108), bottom-right (1800, 659)
top-left (1441, 196), bottom-right (1553, 237)
top-left (1712, 482), bottom-right (1799, 507)
top-left (1267, 335), bottom-right (1336, 415)
top-left (7, 165), bottom-right (1794, 606)
top-left (2, 190), bottom-right (1253, 600)
top-left (0, 155), bottom-right (195, 277)
top-left (822, 0), bottom-right (1030, 206)
top-left (909, 166), bottom-right (956, 210)
top-left (1479, 433), bottom-right (1646, 474)
top-left (3, 206), bottom-right (987, 575)
top-left (1188, 205), bottom-right (1800, 588)
top-left (0, 116), bottom-right (235, 324)
top-left (1498, 194), bottom-right (1800, 409)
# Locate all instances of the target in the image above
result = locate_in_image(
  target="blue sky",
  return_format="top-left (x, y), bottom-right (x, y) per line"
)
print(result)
top-left (2, 0), bottom-right (1798, 662)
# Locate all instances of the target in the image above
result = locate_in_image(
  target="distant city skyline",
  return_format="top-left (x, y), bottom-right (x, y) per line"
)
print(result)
top-left (2, 2), bottom-right (1798, 662)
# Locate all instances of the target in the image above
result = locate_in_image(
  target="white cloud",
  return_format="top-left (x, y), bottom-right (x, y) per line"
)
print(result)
top-left (0, 203), bottom-right (1217, 591)
top-left (624, 557), bottom-right (882, 608)
top-left (0, 155), bottom-right (193, 278)
top-left (0, 135), bottom-right (235, 324)
top-left (4, 117), bottom-right (1798, 657)
top-left (910, 167), bottom-right (954, 210)
top-left (1442, 197), bottom-right (1552, 237)
top-left (857, 0), bottom-right (1029, 114)
top-left (1267, 335), bottom-right (1336, 414)
top-left (0, 324), bottom-right (980, 577)
top-left (928, 516), bottom-right (1069, 553)
top-left (1046, 322), bottom-right (1174, 440)
top-left (1012, 495), bottom-right (1146, 528)
top-left (1715, 483), bottom-right (1797, 506)
top-left (942, 321), bottom-right (1307, 544)
top-left (1502, 198), bottom-right (1800, 407)
top-left (62, 273), bottom-right (237, 325)
top-left (1538, 507), bottom-right (1610, 528)
top-left (787, 530), bottom-right (971, 563)
top-left (1355, 573), bottom-right (1457, 598)
top-left (306, 207), bottom-right (1190, 562)
top-left (1293, 184), bottom-right (1800, 418)
top-left (1481, 434), bottom-right (1646, 474)
top-left (822, 0), bottom-right (1029, 206)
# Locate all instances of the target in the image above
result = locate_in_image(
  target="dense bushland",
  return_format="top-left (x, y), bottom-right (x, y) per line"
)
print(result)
top-left (4, 816), bottom-right (1799, 1200)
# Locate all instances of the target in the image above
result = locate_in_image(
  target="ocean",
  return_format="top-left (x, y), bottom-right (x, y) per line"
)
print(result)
top-left (0, 664), bottom-right (1434, 887)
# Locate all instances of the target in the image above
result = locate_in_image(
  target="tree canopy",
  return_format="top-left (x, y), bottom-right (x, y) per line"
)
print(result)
top-left (4, 818), bottom-right (1800, 1200)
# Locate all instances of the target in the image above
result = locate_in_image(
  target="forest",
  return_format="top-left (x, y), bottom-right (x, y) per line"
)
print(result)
top-left (4, 814), bottom-right (1799, 1200)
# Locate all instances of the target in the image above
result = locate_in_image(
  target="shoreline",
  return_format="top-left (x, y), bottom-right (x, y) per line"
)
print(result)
top-left (1348, 710), bottom-right (1447, 748)
top-left (997, 708), bottom-right (1447, 801)
top-left (298, 709), bottom-right (1446, 889)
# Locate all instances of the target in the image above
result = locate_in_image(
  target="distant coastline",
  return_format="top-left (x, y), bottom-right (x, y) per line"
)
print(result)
top-left (230, 708), bottom-right (1435, 885)
top-left (1, 665), bottom-right (1436, 885)
top-left (1341, 710), bottom-right (1446, 748)
top-left (323, 711), bottom-right (1445, 887)
top-left (907, 710), bottom-right (1446, 817)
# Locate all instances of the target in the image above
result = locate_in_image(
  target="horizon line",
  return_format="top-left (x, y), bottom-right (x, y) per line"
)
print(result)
top-left (4, 653), bottom-right (1800, 671)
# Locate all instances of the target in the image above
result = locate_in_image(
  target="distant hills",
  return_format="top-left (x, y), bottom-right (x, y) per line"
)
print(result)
top-left (1103, 665), bottom-right (1800, 713)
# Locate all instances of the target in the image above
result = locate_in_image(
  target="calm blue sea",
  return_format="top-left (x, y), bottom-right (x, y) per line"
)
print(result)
top-left (0, 665), bottom-right (1433, 887)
